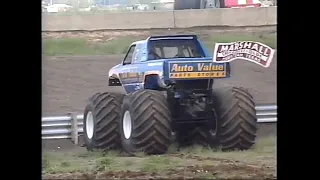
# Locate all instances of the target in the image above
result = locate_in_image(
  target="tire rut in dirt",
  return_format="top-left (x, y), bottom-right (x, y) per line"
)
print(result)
top-left (120, 90), bottom-right (172, 155)
top-left (83, 92), bottom-right (124, 151)
top-left (213, 86), bottom-right (257, 150)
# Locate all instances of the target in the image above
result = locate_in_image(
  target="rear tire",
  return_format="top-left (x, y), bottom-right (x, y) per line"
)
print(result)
top-left (188, 87), bottom-right (258, 150)
top-left (120, 89), bottom-right (172, 155)
top-left (212, 86), bottom-right (257, 150)
top-left (83, 92), bottom-right (124, 151)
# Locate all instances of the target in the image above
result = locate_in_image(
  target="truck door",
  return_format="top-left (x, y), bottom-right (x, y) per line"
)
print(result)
top-left (119, 45), bottom-right (140, 93)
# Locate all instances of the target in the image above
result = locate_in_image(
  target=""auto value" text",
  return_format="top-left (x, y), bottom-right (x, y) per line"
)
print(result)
top-left (171, 63), bottom-right (224, 72)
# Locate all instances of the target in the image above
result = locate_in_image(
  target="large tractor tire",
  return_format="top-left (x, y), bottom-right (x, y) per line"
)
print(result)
top-left (83, 92), bottom-right (124, 151)
top-left (212, 86), bottom-right (257, 150)
top-left (120, 89), bottom-right (172, 155)
top-left (186, 87), bottom-right (258, 150)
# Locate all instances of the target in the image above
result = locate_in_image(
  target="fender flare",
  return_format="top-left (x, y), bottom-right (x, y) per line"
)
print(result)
top-left (143, 71), bottom-right (168, 89)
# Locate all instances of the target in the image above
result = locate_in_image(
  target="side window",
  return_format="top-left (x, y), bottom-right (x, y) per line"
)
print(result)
top-left (123, 45), bottom-right (136, 65)
top-left (132, 44), bottom-right (141, 63)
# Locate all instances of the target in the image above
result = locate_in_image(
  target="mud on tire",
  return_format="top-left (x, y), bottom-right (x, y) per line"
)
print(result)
top-left (120, 89), bottom-right (172, 155)
top-left (83, 92), bottom-right (124, 151)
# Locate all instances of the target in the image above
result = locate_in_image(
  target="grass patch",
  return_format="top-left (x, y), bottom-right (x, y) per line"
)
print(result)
top-left (42, 151), bottom-right (103, 174)
top-left (43, 37), bottom-right (140, 56)
top-left (42, 136), bottom-right (276, 176)
top-left (140, 156), bottom-right (182, 173)
top-left (180, 136), bottom-right (276, 165)
top-left (43, 34), bottom-right (276, 56)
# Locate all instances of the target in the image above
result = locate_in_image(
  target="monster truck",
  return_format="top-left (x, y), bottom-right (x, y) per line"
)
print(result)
top-left (83, 35), bottom-right (259, 155)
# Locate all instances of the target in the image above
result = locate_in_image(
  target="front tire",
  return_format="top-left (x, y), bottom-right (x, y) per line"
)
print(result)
top-left (83, 92), bottom-right (124, 151)
top-left (120, 90), bottom-right (172, 155)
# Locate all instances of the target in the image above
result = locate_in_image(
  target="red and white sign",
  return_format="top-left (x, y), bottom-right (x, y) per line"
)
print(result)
top-left (212, 41), bottom-right (275, 68)
top-left (225, 0), bottom-right (262, 8)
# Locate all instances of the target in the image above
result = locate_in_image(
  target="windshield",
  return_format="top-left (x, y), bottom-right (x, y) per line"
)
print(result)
top-left (148, 39), bottom-right (205, 60)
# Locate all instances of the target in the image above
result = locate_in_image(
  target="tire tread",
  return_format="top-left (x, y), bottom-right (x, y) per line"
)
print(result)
top-left (214, 87), bottom-right (257, 150)
top-left (129, 90), bottom-right (171, 154)
top-left (85, 92), bottom-right (124, 150)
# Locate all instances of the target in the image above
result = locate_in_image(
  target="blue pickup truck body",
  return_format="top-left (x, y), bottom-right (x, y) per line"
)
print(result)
top-left (108, 34), bottom-right (231, 93)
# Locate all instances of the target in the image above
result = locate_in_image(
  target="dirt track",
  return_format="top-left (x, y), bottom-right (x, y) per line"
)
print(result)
top-left (42, 53), bottom-right (276, 116)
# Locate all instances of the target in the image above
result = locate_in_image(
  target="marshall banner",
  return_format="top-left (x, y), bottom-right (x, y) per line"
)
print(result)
top-left (212, 41), bottom-right (275, 68)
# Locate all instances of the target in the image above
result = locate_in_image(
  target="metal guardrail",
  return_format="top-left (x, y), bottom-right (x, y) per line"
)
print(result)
top-left (42, 104), bottom-right (277, 143)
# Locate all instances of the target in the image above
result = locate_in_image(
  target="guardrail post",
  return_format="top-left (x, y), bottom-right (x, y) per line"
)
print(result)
top-left (69, 112), bottom-right (78, 145)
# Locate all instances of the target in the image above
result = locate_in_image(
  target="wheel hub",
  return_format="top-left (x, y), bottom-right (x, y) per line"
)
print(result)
top-left (86, 111), bottom-right (94, 139)
top-left (123, 110), bottom-right (132, 139)
top-left (209, 110), bottom-right (218, 136)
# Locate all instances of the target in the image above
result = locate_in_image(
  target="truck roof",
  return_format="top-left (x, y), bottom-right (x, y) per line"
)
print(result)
top-left (147, 34), bottom-right (198, 41)
top-left (129, 34), bottom-right (198, 46)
